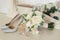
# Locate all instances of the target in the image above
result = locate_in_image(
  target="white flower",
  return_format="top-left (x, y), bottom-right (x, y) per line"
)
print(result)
top-left (25, 12), bottom-right (33, 20)
top-left (31, 16), bottom-right (43, 25)
top-left (32, 28), bottom-right (39, 34)
top-left (31, 11), bottom-right (43, 25)
top-left (22, 11), bottom-right (44, 32)
top-left (35, 11), bottom-right (43, 16)
top-left (46, 3), bottom-right (55, 9)
top-left (26, 13), bottom-right (32, 19)
top-left (26, 21), bottom-right (32, 28)
top-left (26, 21), bottom-right (31, 27)
top-left (40, 4), bottom-right (46, 11)
top-left (34, 24), bottom-right (39, 28)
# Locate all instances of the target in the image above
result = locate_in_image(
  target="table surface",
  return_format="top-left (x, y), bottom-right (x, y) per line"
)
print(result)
top-left (0, 8), bottom-right (60, 40)
top-left (0, 28), bottom-right (60, 40)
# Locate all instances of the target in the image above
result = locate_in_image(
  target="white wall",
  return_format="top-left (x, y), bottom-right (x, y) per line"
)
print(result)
top-left (0, 0), bottom-right (17, 25)
top-left (0, 0), bottom-right (17, 18)
top-left (18, 0), bottom-right (60, 5)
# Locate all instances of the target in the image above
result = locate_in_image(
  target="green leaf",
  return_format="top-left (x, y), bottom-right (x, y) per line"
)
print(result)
top-left (42, 14), bottom-right (45, 18)
top-left (45, 4), bottom-right (47, 10)
top-left (53, 16), bottom-right (59, 20)
top-left (29, 28), bottom-right (32, 31)
top-left (22, 14), bottom-right (29, 22)
top-left (43, 8), bottom-right (51, 16)
top-left (28, 27), bottom-right (32, 31)
top-left (31, 25), bottom-right (34, 28)
top-left (25, 19), bottom-right (29, 22)
top-left (23, 14), bottom-right (27, 17)
top-left (32, 11), bottom-right (36, 17)
top-left (50, 6), bottom-right (58, 13)
top-left (40, 21), bottom-right (43, 26)
top-left (37, 26), bottom-right (41, 31)
top-left (48, 22), bottom-right (54, 29)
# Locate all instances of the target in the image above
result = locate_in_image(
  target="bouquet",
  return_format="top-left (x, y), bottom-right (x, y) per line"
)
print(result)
top-left (21, 11), bottom-right (43, 34)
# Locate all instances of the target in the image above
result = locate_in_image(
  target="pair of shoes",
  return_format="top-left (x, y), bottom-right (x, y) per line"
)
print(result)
top-left (1, 17), bottom-right (23, 33)
top-left (6, 14), bottom-right (20, 27)
top-left (0, 13), bottom-right (23, 32)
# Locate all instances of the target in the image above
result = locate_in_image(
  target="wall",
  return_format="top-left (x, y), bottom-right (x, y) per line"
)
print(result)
top-left (0, 0), bottom-right (17, 18)
top-left (0, 0), bottom-right (17, 25)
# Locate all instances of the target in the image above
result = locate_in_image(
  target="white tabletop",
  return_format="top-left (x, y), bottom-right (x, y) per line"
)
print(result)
top-left (0, 28), bottom-right (60, 40)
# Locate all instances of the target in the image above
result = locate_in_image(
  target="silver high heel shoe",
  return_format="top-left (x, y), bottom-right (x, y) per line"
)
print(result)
top-left (0, 14), bottom-right (23, 32)
top-left (0, 14), bottom-right (20, 29)
top-left (2, 17), bottom-right (23, 32)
